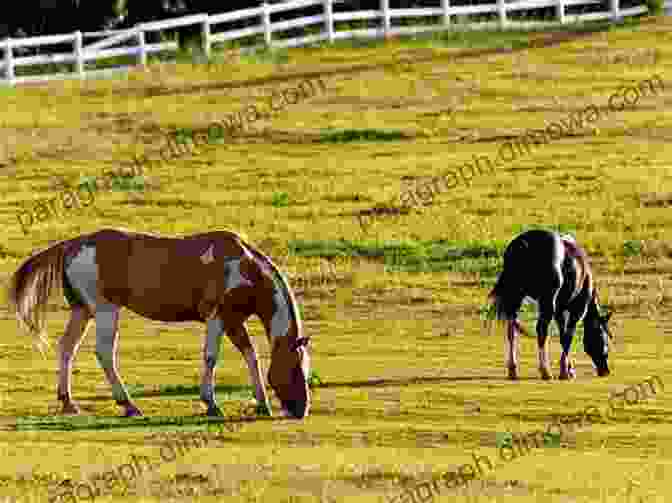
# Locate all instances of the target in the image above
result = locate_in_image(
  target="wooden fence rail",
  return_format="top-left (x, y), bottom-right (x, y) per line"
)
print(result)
top-left (0, 0), bottom-right (669, 86)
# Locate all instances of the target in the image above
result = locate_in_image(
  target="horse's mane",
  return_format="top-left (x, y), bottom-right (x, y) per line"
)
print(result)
top-left (560, 234), bottom-right (595, 303)
top-left (236, 237), bottom-right (303, 339)
top-left (560, 235), bottom-right (589, 262)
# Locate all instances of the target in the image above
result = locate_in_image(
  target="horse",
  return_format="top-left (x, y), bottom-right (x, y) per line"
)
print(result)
top-left (488, 230), bottom-right (612, 380)
top-left (8, 228), bottom-right (311, 419)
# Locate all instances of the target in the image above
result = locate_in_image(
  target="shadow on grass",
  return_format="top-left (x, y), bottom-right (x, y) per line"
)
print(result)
top-left (14, 383), bottom-right (256, 432)
top-left (13, 373), bottom-right (326, 431)
top-left (14, 413), bottom-right (262, 433)
top-left (318, 375), bottom-right (508, 390)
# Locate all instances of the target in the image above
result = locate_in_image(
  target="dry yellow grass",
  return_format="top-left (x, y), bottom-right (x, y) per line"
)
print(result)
top-left (0, 17), bottom-right (671, 503)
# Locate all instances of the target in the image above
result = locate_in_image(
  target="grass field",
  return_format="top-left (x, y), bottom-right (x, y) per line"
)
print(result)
top-left (1, 16), bottom-right (671, 503)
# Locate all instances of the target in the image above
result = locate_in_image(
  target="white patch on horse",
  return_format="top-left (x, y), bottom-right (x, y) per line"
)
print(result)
top-left (225, 259), bottom-right (253, 289)
top-left (65, 245), bottom-right (98, 312)
top-left (200, 244), bottom-right (215, 264)
top-left (270, 287), bottom-right (290, 339)
top-left (522, 296), bottom-right (538, 307)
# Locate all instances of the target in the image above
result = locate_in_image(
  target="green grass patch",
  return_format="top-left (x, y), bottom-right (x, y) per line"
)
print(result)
top-left (239, 49), bottom-right (290, 65)
top-left (623, 239), bottom-right (644, 257)
top-left (496, 430), bottom-right (561, 448)
top-left (316, 128), bottom-right (410, 143)
top-left (78, 175), bottom-right (147, 193)
top-left (271, 192), bottom-right (290, 207)
top-left (288, 238), bottom-right (506, 275)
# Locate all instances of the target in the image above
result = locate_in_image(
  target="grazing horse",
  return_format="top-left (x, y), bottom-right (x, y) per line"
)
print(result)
top-left (488, 230), bottom-right (612, 380)
top-left (8, 228), bottom-right (311, 418)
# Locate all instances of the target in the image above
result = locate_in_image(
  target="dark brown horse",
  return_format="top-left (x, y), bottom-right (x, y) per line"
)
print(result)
top-left (8, 228), bottom-right (311, 418)
top-left (488, 230), bottom-right (612, 380)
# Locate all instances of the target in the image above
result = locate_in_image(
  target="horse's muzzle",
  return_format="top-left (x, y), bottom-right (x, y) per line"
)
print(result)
top-left (282, 400), bottom-right (309, 419)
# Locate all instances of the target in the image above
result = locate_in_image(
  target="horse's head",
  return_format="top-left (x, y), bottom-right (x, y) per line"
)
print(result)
top-left (268, 332), bottom-right (311, 419)
top-left (584, 309), bottom-right (612, 377)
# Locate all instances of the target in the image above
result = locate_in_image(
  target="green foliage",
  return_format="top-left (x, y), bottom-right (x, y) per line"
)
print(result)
top-left (644, 0), bottom-right (664, 15)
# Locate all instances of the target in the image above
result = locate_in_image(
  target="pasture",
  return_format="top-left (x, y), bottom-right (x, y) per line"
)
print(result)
top-left (0, 17), bottom-right (671, 502)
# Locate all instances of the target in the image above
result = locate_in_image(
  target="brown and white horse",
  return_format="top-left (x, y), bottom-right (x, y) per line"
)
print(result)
top-left (488, 230), bottom-right (612, 380)
top-left (8, 228), bottom-right (311, 418)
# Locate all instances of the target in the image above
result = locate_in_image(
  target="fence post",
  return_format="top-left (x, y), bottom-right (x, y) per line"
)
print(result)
top-left (4, 38), bottom-right (13, 85)
top-left (441, 0), bottom-right (451, 26)
top-left (73, 31), bottom-right (84, 78)
top-left (262, 2), bottom-right (272, 49)
top-left (556, 0), bottom-right (566, 23)
top-left (137, 26), bottom-right (147, 67)
top-left (201, 16), bottom-right (211, 59)
top-left (497, 0), bottom-right (508, 28)
top-left (380, 0), bottom-right (391, 39)
top-left (609, 0), bottom-right (621, 20)
top-left (324, 0), bottom-right (335, 43)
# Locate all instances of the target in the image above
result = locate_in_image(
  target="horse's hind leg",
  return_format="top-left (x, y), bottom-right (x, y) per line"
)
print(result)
top-left (200, 317), bottom-right (225, 416)
top-left (57, 305), bottom-right (93, 415)
top-left (505, 319), bottom-right (520, 380)
top-left (95, 300), bottom-right (142, 417)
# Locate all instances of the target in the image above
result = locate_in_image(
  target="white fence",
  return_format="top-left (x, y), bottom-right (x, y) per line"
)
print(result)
top-left (0, 0), bottom-right (669, 86)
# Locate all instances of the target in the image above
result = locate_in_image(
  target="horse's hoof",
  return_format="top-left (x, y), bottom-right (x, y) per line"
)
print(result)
top-left (207, 405), bottom-right (223, 417)
top-left (559, 364), bottom-right (576, 380)
top-left (123, 404), bottom-right (143, 417)
top-left (539, 369), bottom-right (553, 380)
top-left (255, 403), bottom-right (272, 417)
top-left (507, 368), bottom-right (519, 380)
top-left (61, 403), bottom-right (81, 415)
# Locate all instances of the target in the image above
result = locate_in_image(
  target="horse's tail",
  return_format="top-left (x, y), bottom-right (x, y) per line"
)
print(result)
top-left (488, 238), bottom-right (529, 321)
top-left (8, 239), bottom-right (71, 355)
top-left (488, 271), bottom-right (517, 321)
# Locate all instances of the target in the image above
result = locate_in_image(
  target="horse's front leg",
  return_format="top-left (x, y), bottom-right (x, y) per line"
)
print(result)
top-left (57, 305), bottom-right (92, 415)
top-left (225, 324), bottom-right (272, 417)
top-left (95, 300), bottom-right (142, 417)
top-left (557, 311), bottom-right (581, 380)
